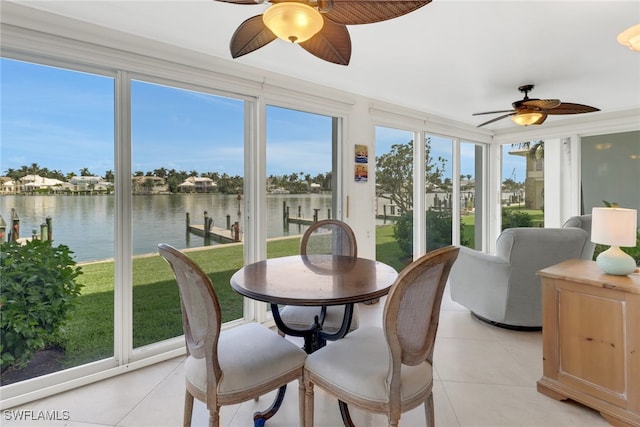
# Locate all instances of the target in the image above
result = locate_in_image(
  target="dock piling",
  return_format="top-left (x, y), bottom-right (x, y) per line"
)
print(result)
top-left (10, 208), bottom-right (19, 242)
top-left (0, 215), bottom-right (6, 243)
top-left (281, 204), bottom-right (324, 226)
top-left (40, 222), bottom-right (48, 242)
top-left (46, 216), bottom-right (52, 241)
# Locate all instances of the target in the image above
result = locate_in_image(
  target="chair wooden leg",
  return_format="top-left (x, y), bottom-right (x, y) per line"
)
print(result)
top-left (388, 410), bottom-right (400, 427)
top-left (303, 375), bottom-right (314, 427)
top-left (425, 393), bottom-right (435, 427)
top-left (183, 389), bottom-right (194, 427)
top-left (208, 407), bottom-right (220, 427)
top-left (299, 379), bottom-right (306, 427)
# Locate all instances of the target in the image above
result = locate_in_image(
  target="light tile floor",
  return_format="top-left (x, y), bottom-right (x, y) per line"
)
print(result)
top-left (4, 285), bottom-right (610, 426)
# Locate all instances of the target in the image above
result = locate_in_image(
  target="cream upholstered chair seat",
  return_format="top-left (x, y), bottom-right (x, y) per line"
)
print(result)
top-left (184, 322), bottom-right (306, 396)
top-left (305, 327), bottom-right (432, 404)
top-left (304, 246), bottom-right (460, 427)
top-left (279, 219), bottom-right (359, 334)
top-left (157, 244), bottom-right (306, 427)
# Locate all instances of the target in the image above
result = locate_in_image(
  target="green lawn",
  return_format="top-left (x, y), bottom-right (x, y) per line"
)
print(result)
top-left (459, 208), bottom-right (545, 249)
top-left (61, 229), bottom-right (403, 368)
top-left (27, 216), bottom-right (569, 372)
top-left (57, 210), bottom-right (612, 370)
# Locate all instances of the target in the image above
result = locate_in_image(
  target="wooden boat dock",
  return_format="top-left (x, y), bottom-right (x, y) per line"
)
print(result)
top-left (186, 212), bottom-right (241, 243)
top-left (188, 224), bottom-right (241, 243)
top-left (283, 202), bottom-right (330, 225)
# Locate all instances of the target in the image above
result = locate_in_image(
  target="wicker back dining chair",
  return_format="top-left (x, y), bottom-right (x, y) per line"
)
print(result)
top-left (279, 219), bottom-right (359, 335)
top-left (157, 244), bottom-right (307, 427)
top-left (303, 246), bottom-right (460, 427)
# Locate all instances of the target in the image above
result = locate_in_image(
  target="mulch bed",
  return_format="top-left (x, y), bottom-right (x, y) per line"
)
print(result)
top-left (1, 346), bottom-right (65, 386)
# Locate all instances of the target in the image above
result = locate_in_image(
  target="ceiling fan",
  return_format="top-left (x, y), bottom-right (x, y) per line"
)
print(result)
top-left (216, 0), bottom-right (432, 65)
top-left (473, 84), bottom-right (600, 127)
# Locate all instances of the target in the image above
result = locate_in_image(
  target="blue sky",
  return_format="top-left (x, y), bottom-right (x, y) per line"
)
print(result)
top-left (1, 57), bottom-right (524, 182)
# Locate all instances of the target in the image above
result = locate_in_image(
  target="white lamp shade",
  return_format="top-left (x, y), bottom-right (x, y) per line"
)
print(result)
top-left (591, 207), bottom-right (637, 247)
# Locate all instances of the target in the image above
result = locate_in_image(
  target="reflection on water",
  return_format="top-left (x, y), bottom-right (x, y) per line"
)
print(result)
top-left (0, 193), bottom-right (332, 262)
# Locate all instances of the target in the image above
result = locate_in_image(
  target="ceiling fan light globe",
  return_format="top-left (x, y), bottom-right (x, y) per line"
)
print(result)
top-left (617, 24), bottom-right (640, 51)
top-left (263, 3), bottom-right (324, 44)
top-left (511, 111), bottom-right (544, 126)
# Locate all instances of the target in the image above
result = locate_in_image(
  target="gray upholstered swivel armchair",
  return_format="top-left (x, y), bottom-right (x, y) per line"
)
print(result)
top-left (562, 213), bottom-right (593, 242)
top-left (449, 221), bottom-right (594, 329)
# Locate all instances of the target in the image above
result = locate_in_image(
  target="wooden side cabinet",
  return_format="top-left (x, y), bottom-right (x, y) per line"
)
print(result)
top-left (537, 259), bottom-right (640, 427)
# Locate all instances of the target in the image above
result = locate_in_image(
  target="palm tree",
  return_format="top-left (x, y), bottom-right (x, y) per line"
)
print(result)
top-left (29, 162), bottom-right (40, 175)
top-left (104, 170), bottom-right (115, 182)
top-left (153, 167), bottom-right (167, 179)
top-left (512, 140), bottom-right (544, 159)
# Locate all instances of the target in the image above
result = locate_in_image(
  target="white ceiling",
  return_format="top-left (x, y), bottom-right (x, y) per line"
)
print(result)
top-left (6, 0), bottom-right (640, 130)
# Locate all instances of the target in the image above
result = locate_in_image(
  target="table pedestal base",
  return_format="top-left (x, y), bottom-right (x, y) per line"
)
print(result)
top-left (339, 400), bottom-right (355, 427)
top-left (253, 385), bottom-right (287, 427)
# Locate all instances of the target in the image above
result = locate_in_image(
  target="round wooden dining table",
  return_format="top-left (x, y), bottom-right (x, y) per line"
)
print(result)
top-left (230, 254), bottom-right (398, 426)
top-left (231, 254), bottom-right (398, 305)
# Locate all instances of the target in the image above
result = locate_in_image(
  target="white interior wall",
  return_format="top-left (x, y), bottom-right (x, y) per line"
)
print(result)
top-left (343, 100), bottom-right (377, 258)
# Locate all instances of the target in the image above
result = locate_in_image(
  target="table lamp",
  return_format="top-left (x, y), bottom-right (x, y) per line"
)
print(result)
top-left (591, 207), bottom-right (638, 275)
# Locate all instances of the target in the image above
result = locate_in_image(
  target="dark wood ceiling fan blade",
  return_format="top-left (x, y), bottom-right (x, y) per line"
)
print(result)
top-left (323, 0), bottom-right (431, 25)
top-left (230, 15), bottom-right (277, 58)
top-left (473, 109), bottom-right (515, 116)
top-left (299, 19), bottom-right (351, 65)
top-left (477, 112), bottom-right (515, 127)
top-left (545, 103), bottom-right (600, 115)
top-left (522, 99), bottom-right (561, 109)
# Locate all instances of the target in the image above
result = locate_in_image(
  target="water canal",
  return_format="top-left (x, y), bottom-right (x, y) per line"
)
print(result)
top-left (1, 193), bottom-right (333, 262)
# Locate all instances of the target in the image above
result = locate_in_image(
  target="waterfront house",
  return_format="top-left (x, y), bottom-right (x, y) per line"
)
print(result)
top-left (132, 175), bottom-right (168, 194)
top-left (68, 175), bottom-right (113, 193)
top-left (178, 176), bottom-right (216, 193)
top-left (1, 2), bottom-right (638, 426)
top-left (1, 177), bottom-right (17, 194)
top-left (4, 174), bottom-right (64, 193)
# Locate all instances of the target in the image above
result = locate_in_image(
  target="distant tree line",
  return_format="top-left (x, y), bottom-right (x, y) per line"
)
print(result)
top-left (3, 163), bottom-right (333, 194)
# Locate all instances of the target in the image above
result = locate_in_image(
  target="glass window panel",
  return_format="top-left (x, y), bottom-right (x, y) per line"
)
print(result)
top-left (460, 141), bottom-right (485, 250)
top-left (581, 131), bottom-right (640, 214)
top-left (130, 81), bottom-right (245, 348)
top-left (581, 131), bottom-right (639, 263)
top-left (265, 105), bottom-right (335, 258)
top-left (0, 58), bottom-right (114, 382)
top-left (426, 135), bottom-right (453, 251)
top-left (374, 126), bottom-right (413, 270)
top-left (502, 142), bottom-right (543, 229)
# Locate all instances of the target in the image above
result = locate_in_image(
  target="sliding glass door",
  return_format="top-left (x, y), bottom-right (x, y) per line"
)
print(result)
top-left (130, 80), bottom-right (247, 349)
top-left (1, 58), bottom-right (115, 382)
